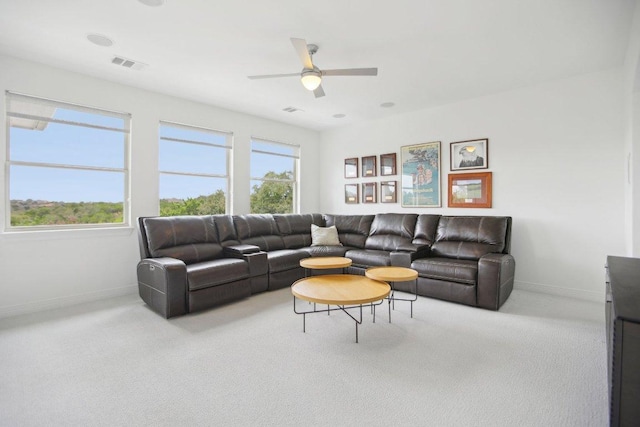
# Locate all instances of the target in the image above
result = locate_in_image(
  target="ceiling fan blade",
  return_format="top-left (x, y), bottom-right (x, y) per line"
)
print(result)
top-left (291, 38), bottom-right (314, 69)
top-left (313, 85), bottom-right (325, 98)
top-left (247, 73), bottom-right (300, 80)
top-left (322, 68), bottom-right (378, 76)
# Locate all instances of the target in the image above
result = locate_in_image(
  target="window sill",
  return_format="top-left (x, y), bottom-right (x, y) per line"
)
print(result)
top-left (0, 226), bottom-right (135, 241)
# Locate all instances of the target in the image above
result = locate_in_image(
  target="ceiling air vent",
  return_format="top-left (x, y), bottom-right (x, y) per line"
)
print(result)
top-left (111, 56), bottom-right (147, 70)
top-left (282, 107), bottom-right (303, 113)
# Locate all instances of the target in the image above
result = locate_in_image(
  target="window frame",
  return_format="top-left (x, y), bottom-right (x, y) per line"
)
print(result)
top-left (4, 91), bottom-right (131, 232)
top-left (158, 120), bottom-right (232, 215)
top-left (250, 137), bottom-right (300, 214)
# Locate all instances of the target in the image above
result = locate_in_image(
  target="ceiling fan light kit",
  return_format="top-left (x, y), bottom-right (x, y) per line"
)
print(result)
top-left (248, 37), bottom-right (378, 98)
top-left (301, 69), bottom-right (322, 91)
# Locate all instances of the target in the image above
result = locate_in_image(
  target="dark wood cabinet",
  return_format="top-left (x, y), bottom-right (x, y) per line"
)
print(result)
top-left (606, 256), bottom-right (640, 427)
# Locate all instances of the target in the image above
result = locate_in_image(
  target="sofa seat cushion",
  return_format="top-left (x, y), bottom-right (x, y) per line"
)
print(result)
top-left (411, 257), bottom-right (478, 285)
top-left (345, 249), bottom-right (391, 267)
top-left (267, 249), bottom-right (309, 273)
top-left (304, 245), bottom-right (350, 257)
top-left (186, 258), bottom-right (250, 291)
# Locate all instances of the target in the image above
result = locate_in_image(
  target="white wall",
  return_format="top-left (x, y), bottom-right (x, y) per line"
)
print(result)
top-left (624, 0), bottom-right (640, 256)
top-left (320, 69), bottom-right (626, 301)
top-left (0, 55), bottom-right (321, 317)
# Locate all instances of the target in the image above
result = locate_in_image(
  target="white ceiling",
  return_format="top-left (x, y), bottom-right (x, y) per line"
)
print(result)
top-left (0, 0), bottom-right (635, 131)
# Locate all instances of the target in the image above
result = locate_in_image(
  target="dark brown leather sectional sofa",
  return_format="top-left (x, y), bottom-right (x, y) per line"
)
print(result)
top-left (137, 213), bottom-right (515, 318)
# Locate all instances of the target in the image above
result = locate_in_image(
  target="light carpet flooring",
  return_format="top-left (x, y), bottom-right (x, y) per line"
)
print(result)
top-left (0, 288), bottom-right (607, 426)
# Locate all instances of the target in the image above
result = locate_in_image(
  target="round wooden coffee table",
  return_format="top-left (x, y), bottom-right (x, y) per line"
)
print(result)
top-left (365, 266), bottom-right (418, 322)
top-left (300, 256), bottom-right (352, 271)
top-left (300, 256), bottom-right (352, 277)
top-left (291, 274), bottom-right (390, 343)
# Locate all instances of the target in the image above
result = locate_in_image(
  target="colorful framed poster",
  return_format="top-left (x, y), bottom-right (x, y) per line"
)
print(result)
top-left (401, 141), bottom-right (441, 207)
top-left (448, 172), bottom-right (492, 208)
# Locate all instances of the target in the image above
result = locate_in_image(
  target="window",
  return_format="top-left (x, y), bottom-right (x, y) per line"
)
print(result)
top-left (159, 122), bottom-right (231, 216)
top-left (250, 138), bottom-right (299, 214)
top-left (5, 92), bottom-right (130, 230)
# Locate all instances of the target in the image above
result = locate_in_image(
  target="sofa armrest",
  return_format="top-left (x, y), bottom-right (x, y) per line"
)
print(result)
top-left (477, 253), bottom-right (516, 310)
top-left (137, 257), bottom-right (188, 318)
top-left (390, 245), bottom-right (431, 267)
top-left (223, 245), bottom-right (267, 277)
top-left (243, 251), bottom-right (268, 277)
top-left (224, 244), bottom-right (261, 256)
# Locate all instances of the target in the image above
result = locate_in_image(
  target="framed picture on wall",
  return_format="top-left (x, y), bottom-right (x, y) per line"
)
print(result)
top-left (361, 156), bottom-right (377, 177)
top-left (380, 153), bottom-right (397, 176)
top-left (362, 182), bottom-right (377, 203)
top-left (345, 184), bottom-right (359, 204)
top-left (380, 181), bottom-right (397, 203)
top-left (344, 158), bottom-right (358, 178)
top-left (448, 172), bottom-right (492, 208)
top-left (450, 138), bottom-right (488, 171)
top-left (400, 141), bottom-right (441, 207)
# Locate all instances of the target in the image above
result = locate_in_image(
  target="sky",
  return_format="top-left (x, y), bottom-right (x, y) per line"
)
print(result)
top-left (9, 108), bottom-right (295, 203)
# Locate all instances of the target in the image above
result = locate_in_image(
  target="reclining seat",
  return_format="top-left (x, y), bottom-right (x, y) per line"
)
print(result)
top-left (213, 214), bottom-right (269, 294)
top-left (137, 215), bottom-right (252, 318)
top-left (323, 214), bottom-right (375, 274)
top-left (345, 213), bottom-right (422, 274)
top-left (410, 216), bottom-right (515, 310)
top-left (233, 214), bottom-right (309, 290)
top-left (273, 213), bottom-right (324, 251)
top-left (274, 213), bottom-right (348, 276)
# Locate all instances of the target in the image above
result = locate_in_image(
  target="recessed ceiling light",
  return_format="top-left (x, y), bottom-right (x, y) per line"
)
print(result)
top-left (138, 0), bottom-right (165, 6)
top-left (380, 102), bottom-right (395, 108)
top-left (333, 114), bottom-right (346, 118)
top-left (86, 33), bottom-right (113, 47)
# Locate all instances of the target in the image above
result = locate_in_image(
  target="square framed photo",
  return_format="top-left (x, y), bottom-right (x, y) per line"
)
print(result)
top-left (344, 184), bottom-right (359, 204)
top-left (450, 138), bottom-right (488, 171)
top-left (361, 155), bottom-right (377, 177)
top-left (344, 158), bottom-right (358, 178)
top-left (380, 153), bottom-right (397, 176)
top-left (380, 181), bottom-right (397, 203)
top-left (448, 172), bottom-right (492, 208)
top-left (362, 182), bottom-right (377, 203)
top-left (401, 141), bottom-right (441, 207)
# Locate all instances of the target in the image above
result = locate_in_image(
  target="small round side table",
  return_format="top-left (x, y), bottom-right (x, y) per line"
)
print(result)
top-left (365, 266), bottom-right (418, 323)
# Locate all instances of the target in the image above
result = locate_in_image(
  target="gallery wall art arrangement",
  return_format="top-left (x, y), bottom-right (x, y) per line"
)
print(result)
top-left (344, 138), bottom-right (492, 208)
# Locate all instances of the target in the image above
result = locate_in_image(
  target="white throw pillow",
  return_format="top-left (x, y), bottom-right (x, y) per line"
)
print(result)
top-left (311, 224), bottom-right (342, 246)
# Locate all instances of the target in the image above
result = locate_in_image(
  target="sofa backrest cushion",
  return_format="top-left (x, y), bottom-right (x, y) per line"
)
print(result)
top-left (233, 214), bottom-right (285, 251)
top-left (274, 213), bottom-right (324, 249)
top-left (213, 214), bottom-right (240, 247)
top-left (323, 214), bottom-right (374, 248)
top-left (142, 215), bottom-right (223, 264)
top-left (431, 216), bottom-right (510, 260)
top-left (365, 213), bottom-right (417, 251)
top-left (413, 214), bottom-right (441, 246)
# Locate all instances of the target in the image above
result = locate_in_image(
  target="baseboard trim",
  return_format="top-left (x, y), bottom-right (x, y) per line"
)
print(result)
top-left (514, 280), bottom-right (603, 303)
top-left (0, 280), bottom-right (602, 318)
top-left (0, 284), bottom-right (138, 319)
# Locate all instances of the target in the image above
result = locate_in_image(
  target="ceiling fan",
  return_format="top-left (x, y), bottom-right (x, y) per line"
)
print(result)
top-left (247, 38), bottom-right (378, 98)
